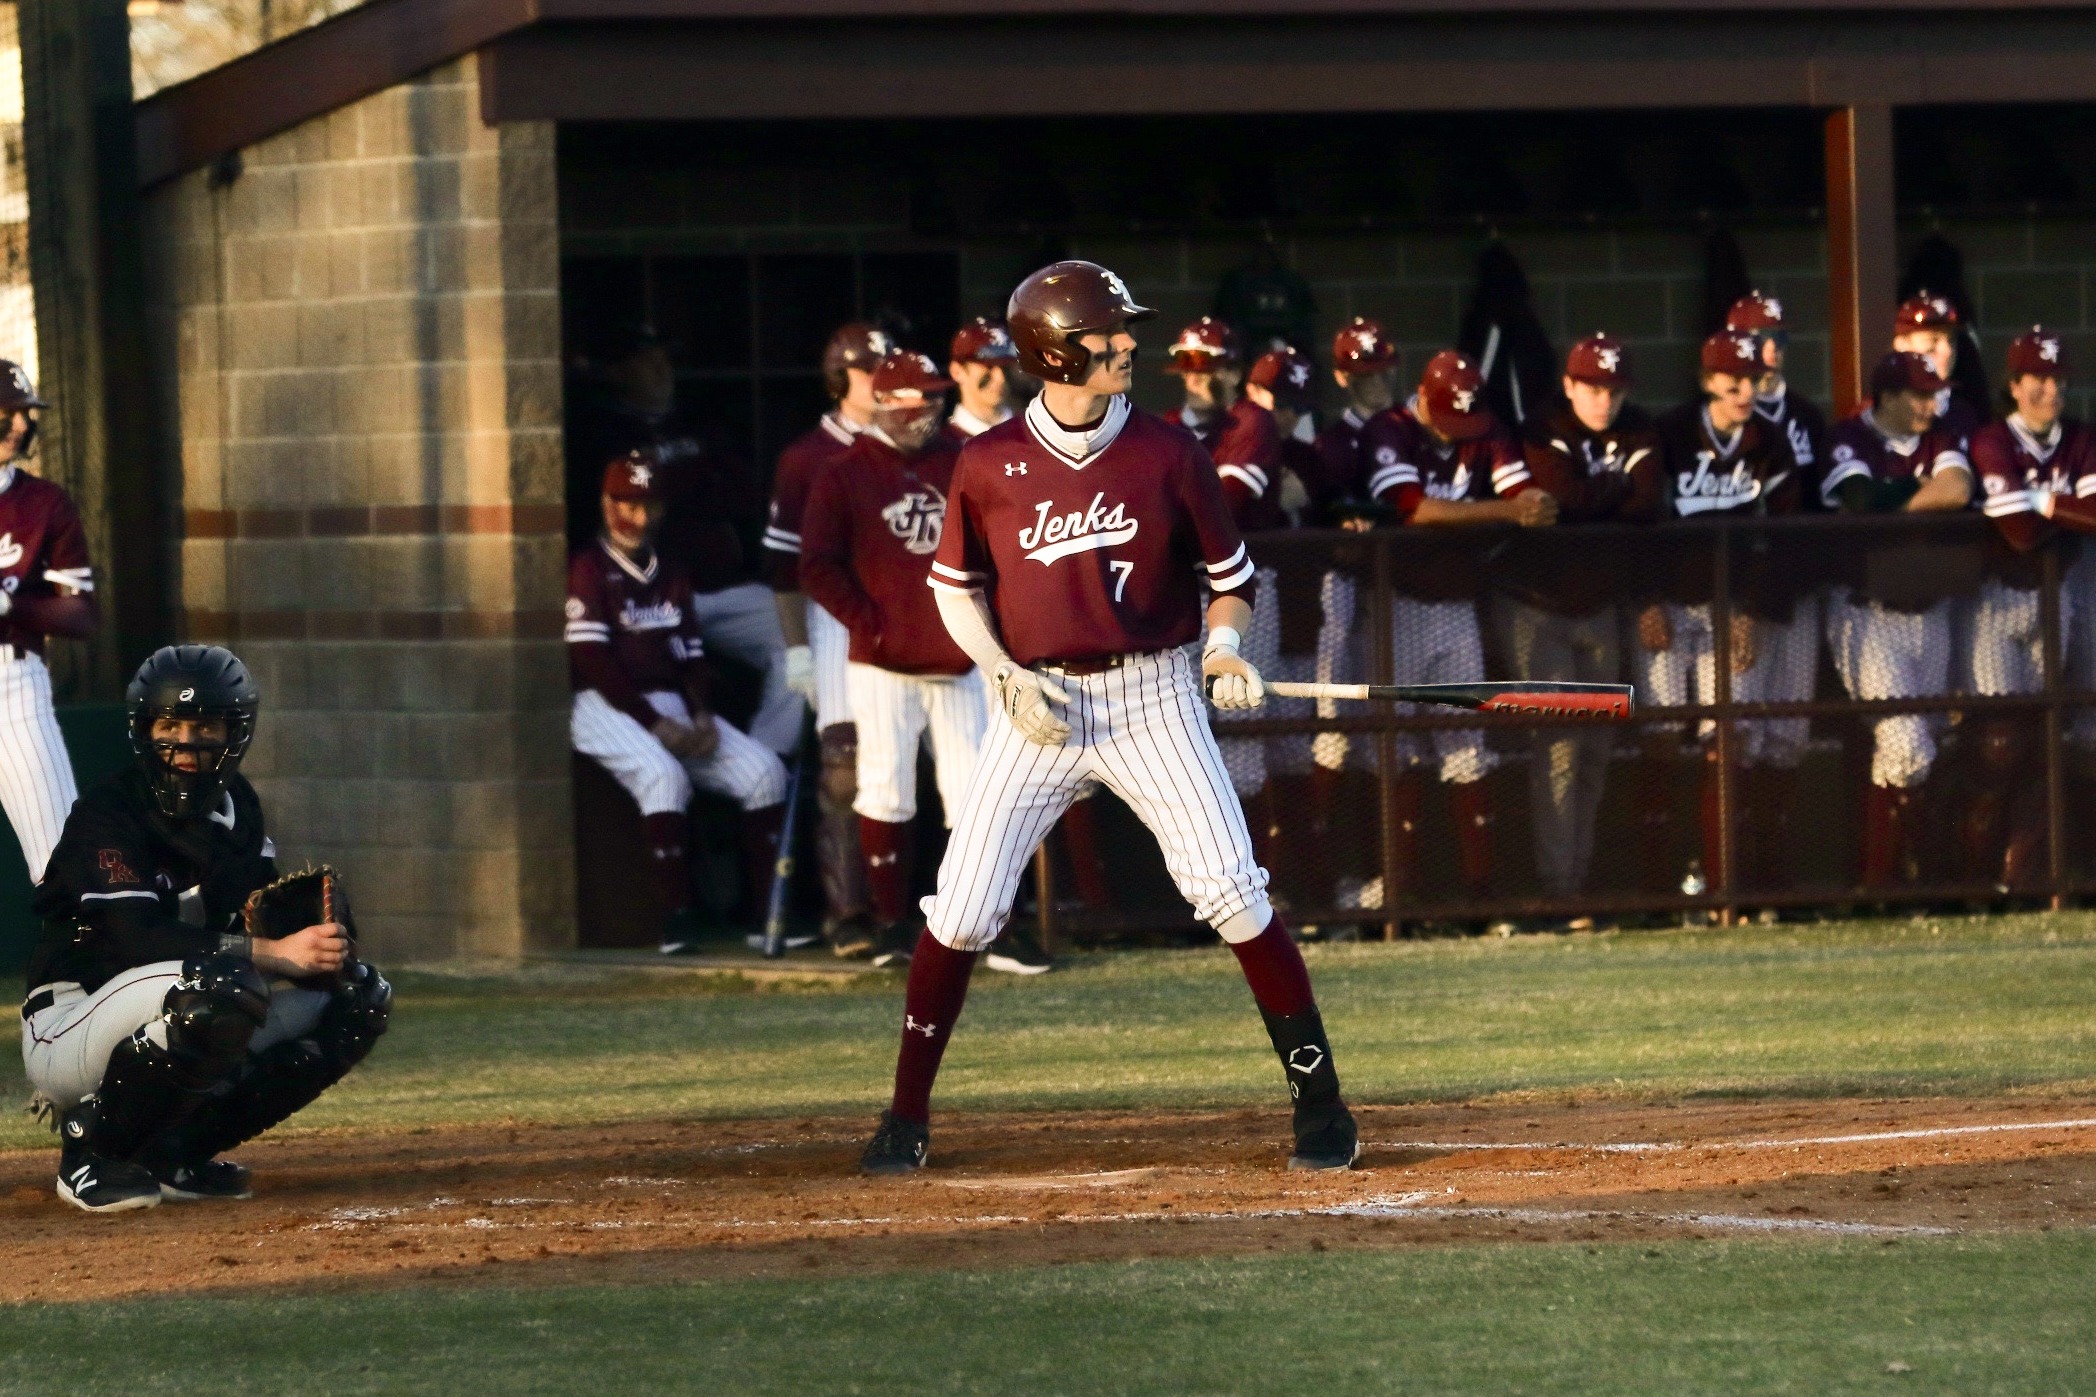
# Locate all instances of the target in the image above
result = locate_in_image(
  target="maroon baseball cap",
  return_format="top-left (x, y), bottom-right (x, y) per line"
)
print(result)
top-left (602, 450), bottom-right (663, 502)
top-left (1248, 348), bottom-right (1318, 411)
top-left (1724, 292), bottom-right (1786, 335)
top-left (1332, 316), bottom-right (1398, 375)
top-left (1869, 349), bottom-right (1948, 400)
top-left (2007, 325), bottom-right (2069, 380)
top-left (1416, 350), bottom-right (1493, 441)
top-left (1701, 331), bottom-right (1764, 380)
top-left (949, 316), bottom-right (1018, 365)
top-left (1166, 316), bottom-right (1240, 372)
top-left (1894, 292), bottom-right (1960, 334)
top-left (1565, 333), bottom-right (1631, 387)
top-left (871, 351), bottom-right (955, 401)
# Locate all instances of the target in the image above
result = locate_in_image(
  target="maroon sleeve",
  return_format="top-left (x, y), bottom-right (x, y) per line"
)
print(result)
top-left (1486, 431), bottom-right (1537, 498)
top-left (928, 450), bottom-right (994, 596)
top-left (1177, 442), bottom-right (1255, 596)
top-left (676, 577), bottom-right (713, 711)
top-left (797, 459), bottom-right (882, 641)
top-left (563, 552), bottom-right (655, 726)
top-left (1620, 431), bottom-right (1666, 522)
top-left (1309, 423), bottom-right (1358, 508)
top-left (1524, 435), bottom-right (1631, 520)
top-left (1971, 429), bottom-right (2049, 552)
top-left (1211, 405), bottom-right (1282, 524)
top-left (18, 490), bottom-right (97, 640)
top-left (764, 441), bottom-right (813, 592)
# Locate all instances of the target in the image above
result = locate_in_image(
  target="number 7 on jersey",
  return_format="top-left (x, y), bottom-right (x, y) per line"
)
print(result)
top-left (1109, 559), bottom-right (1133, 602)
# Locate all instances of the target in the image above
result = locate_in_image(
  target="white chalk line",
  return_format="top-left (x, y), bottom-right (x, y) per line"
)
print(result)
top-left (1374, 1115), bottom-right (2096, 1158)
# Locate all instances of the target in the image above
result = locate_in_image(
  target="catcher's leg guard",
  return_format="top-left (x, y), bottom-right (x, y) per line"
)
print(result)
top-left (88, 953), bottom-right (269, 1160)
top-left (167, 961), bottom-right (392, 1162)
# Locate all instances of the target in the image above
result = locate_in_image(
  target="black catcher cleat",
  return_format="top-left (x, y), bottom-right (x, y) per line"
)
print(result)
top-left (859, 1110), bottom-right (930, 1175)
top-left (150, 1157), bottom-right (254, 1202)
top-left (1287, 1101), bottom-right (1362, 1172)
top-left (55, 1106), bottom-right (161, 1214)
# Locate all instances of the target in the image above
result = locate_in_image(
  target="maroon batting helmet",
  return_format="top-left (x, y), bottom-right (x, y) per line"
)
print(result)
top-left (1331, 316), bottom-right (1398, 376)
top-left (821, 322), bottom-right (897, 400)
top-left (1006, 261), bottom-right (1157, 386)
top-left (1166, 316), bottom-right (1241, 373)
top-left (1565, 333), bottom-right (1631, 388)
top-left (949, 316), bottom-right (1018, 366)
top-left (1416, 350), bottom-right (1493, 441)
top-left (1701, 331), bottom-right (1763, 380)
top-left (2007, 325), bottom-right (2069, 380)
top-left (1248, 348), bottom-right (1318, 411)
top-left (1894, 292), bottom-right (1960, 335)
top-left (1869, 350), bottom-right (1948, 400)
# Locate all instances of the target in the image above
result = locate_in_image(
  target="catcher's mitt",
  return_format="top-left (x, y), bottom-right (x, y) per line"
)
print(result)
top-left (242, 864), bottom-right (355, 942)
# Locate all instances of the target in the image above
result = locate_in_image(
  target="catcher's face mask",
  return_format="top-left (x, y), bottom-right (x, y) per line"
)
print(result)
top-left (136, 710), bottom-right (254, 819)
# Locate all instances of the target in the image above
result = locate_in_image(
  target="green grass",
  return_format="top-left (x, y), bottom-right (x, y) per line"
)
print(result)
top-left (6, 1232), bottom-right (2094, 1395)
top-left (8, 913), bottom-right (2096, 1151)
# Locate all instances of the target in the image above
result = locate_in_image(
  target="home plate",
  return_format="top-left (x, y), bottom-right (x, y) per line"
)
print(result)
top-left (943, 1168), bottom-right (1170, 1191)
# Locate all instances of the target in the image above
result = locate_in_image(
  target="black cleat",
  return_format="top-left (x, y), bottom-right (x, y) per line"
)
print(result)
top-left (826, 913), bottom-right (878, 960)
top-left (859, 1110), bottom-right (930, 1175)
top-left (151, 1157), bottom-right (254, 1202)
top-left (870, 921), bottom-right (918, 969)
top-left (984, 926), bottom-right (1053, 976)
top-left (55, 1104), bottom-right (161, 1213)
top-left (1287, 1101), bottom-right (1362, 1172)
top-left (659, 908), bottom-right (704, 955)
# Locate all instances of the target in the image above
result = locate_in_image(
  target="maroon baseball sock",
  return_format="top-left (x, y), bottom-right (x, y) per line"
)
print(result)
top-left (858, 816), bottom-right (915, 924)
top-left (889, 930), bottom-right (978, 1125)
top-left (643, 811), bottom-right (691, 916)
top-left (1228, 911), bottom-right (1314, 1018)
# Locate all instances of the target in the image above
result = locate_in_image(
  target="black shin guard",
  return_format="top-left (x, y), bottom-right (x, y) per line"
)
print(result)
top-left (1258, 1004), bottom-right (1343, 1113)
top-left (89, 954), bottom-right (268, 1160)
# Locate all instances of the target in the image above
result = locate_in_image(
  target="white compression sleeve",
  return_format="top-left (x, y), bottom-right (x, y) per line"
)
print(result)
top-left (935, 586), bottom-right (1015, 676)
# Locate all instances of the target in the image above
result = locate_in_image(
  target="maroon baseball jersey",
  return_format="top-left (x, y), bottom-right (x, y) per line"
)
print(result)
top-left (1521, 403), bottom-right (1664, 523)
top-left (1310, 407), bottom-right (1373, 516)
top-left (0, 469), bottom-right (93, 657)
top-left (1652, 402), bottom-right (1804, 615)
top-left (565, 540), bottom-right (706, 725)
top-left (1359, 406), bottom-right (1532, 518)
top-left (1819, 414), bottom-right (1971, 507)
top-left (928, 397), bottom-right (1254, 667)
top-left (1753, 384), bottom-right (1829, 496)
top-left (1973, 415), bottom-right (2096, 586)
top-left (1209, 397), bottom-right (1288, 532)
top-left (799, 433), bottom-right (971, 676)
top-left (1933, 389), bottom-right (1986, 450)
top-left (763, 413), bottom-right (859, 591)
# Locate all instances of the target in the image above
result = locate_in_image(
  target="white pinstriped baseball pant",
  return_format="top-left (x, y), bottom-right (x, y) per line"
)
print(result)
top-left (0, 653), bottom-right (76, 883)
top-left (571, 690), bottom-right (788, 815)
top-left (1214, 566), bottom-right (1282, 797)
top-left (924, 647), bottom-right (1268, 952)
top-left (1635, 597), bottom-right (1821, 768)
top-left (808, 603), bottom-right (854, 732)
top-left (1311, 577), bottom-right (1495, 784)
top-left (1825, 590), bottom-right (1951, 788)
top-left (847, 663), bottom-right (987, 826)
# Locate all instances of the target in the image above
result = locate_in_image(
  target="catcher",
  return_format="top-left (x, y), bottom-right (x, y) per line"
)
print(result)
top-left (20, 645), bottom-right (390, 1212)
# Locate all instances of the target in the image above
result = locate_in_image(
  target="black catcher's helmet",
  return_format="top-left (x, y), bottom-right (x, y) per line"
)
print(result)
top-left (126, 645), bottom-right (259, 819)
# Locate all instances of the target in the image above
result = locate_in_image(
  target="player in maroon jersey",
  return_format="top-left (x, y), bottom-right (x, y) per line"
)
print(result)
top-left (570, 456), bottom-right (789, 952)
top-left (765, 322), bottom-right (894, 956)
top-left (1725, 291), bottom-right (1829, 487)
top-left (1312, 318), bottom-right (1399, 518)
top-left (860, 261), bottom-right (1358, 1176)
top-left (1964, 328), bottom-right (2096, 884)
top-left (1649, 332), bottom-right (1808, 907)
top-left (1892, 293), bottom-right (1987, 446)
top-left (1822, 351), bottom-right (1975, 890)
top-left (1164, 316), bottom-right (1239, 453)
top-left (0, 361), bottom-right (96, 884)
top-left (943, 317), bottom-right (1018, 445)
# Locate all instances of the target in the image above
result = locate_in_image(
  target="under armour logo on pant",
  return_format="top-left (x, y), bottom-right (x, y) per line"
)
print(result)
top-left (904, 1014), bottom-right (938, 1038)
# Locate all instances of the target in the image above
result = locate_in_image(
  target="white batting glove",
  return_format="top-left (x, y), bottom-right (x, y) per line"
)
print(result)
top-left (993, 661), bottom-right (1072, 746)
top-left (1202, 628), bottom-right (1265, 710)
top-left (0, 589), bottom-right (13, 617)
top-left (783, 644), bottom-right (816, 703)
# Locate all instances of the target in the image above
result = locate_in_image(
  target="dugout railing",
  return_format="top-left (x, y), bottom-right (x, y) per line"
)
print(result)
top-left (1035, 513), bottom-right (2094, 943)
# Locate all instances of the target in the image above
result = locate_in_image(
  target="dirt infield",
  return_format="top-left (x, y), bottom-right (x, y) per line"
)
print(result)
top-left (5, 1096), bottom-right (2095, 1304)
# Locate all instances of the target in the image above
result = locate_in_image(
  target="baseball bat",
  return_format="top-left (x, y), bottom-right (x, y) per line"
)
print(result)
top-left (760, 720), bottom-right (817, 959)
top-left (1208, 677), bottom-right (1634, 719)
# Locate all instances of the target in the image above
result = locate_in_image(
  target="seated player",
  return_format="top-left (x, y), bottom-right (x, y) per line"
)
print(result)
top-left (569, 454), bottom-right (788, 952)
top-left (1650, 332), bottom-right (1806, 908)
top-left (802, 351), bottom-right (1047, 973)
top-left (1326, 350), bottom-right (1555, 916)
top-left (22, 645), bottom-right (391, 1213)
top-left (1821, 351), bottom-right (1974, 889)
top-left (1966, 328), bottom-right (2096, 884)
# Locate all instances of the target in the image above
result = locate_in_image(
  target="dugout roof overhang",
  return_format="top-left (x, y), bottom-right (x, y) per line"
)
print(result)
top-left (130, 0), bottom-right (2096, 410)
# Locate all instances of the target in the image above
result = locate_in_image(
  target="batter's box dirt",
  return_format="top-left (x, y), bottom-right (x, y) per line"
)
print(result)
top-left (3, 1097), bottom-right (2094, 1304)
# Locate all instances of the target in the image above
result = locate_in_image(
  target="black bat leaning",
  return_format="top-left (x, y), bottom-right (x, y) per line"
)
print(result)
top-left (1206, 678), bottom-right (1635, 719)
top-left (760, 719), bottom-right (819, 958)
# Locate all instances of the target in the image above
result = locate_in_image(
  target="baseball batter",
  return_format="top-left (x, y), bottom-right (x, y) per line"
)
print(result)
top-left (1319, 350), bottom-right (1554, 913)
top-left (22, 646), bottom-right (390, 1211)
top-left (0, 363), bottom-right (96, 885)
top-left (1821, 351), bottom-right (1974, 888)
top-left (1966, 327), bottom-right (2096, 884)
top-left (800, 351), bottom-right (1010, 970)
top-left (569, 456), bottom-right (789, 952)
top-left (1649, 332), bottom-right (1806, 901)
top-left (766, 322), bottom-right (894, 954)
top-left (860, 261), bottom-right (1358, 1175)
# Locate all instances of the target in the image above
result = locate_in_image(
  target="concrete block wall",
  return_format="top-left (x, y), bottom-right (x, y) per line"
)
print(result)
top-left (140, 55), bottom-right (573, 962)
top-left (1908, 216), bottom-right (2096, 420)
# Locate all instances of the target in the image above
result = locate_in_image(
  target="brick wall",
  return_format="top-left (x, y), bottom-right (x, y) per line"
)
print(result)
top-left (1907, 215), bottom-right (2096, 420)
top-left (140, 56), bottom-right (573, 962)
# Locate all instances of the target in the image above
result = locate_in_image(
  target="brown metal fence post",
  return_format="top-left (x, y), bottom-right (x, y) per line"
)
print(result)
top-left (1371, 535), bottom-right (1401, 941)
top-left (2041, 544), bottom-right (2068, 910)
top-left (1711, 523), bottom-right (1739, 925)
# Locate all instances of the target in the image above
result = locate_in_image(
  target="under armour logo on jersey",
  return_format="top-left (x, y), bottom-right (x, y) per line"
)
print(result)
top-left (1286, 1044), bottom-right (1326, 1076)
top-left (881, 489), bottom-right (946, 555)
top-left (904, 1014), bottom-right (938, 1038)
top-left (1004, 462), bottom-right (1027, 476)
top-left (0, 533), bottom-right (23, 570)
top-left (1018, 493), bottom-right (1140, 566)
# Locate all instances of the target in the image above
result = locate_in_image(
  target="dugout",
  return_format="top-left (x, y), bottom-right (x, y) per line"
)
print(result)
top-left (61, 0), bottom-right (2096, 957)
